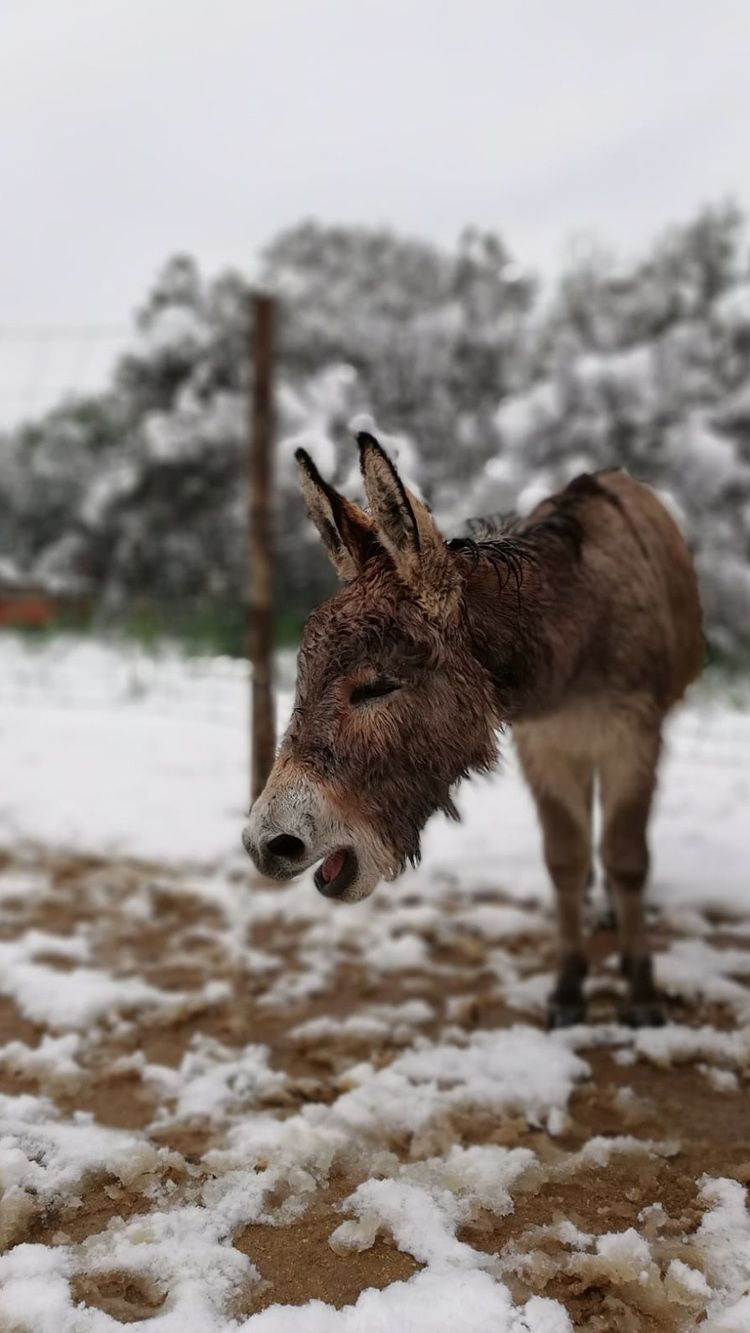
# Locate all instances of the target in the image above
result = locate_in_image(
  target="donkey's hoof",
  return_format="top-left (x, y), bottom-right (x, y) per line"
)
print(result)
top-left (547, 1002), bottom-right (586, 1029)
top-left (620, 1001), bottom-right (666, 1028)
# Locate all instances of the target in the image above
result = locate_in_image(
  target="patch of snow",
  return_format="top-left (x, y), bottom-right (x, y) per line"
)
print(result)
top-left (657, 940), bottom-right (750, 1022)
top-left (290, 1000), bottom-right (433, 1047)
top-left (629, 1022), bottom-right (750, 1071)
top-left (0, 1035), bottom-right (84, 1093)
top-left (334, 1026), bottom-right (589, 1138)
top-left (241, 1270), bottom-right (571, 1332)
top-left (332, 1143), bottom-right (537, 1269)
top-left (147, 1036), bottom-right (286, 1123)
top-left (665, 1257), bottom-right (711, 1299)
top-left (0, 1093), bottom-right (162, 1247)
top-left (0, 932), bottom-right (229, 1030)
top-left (692, 1177), bottom-right (750, 1326)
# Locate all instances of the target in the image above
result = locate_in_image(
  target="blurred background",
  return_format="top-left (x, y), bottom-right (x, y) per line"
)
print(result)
top-left (1, 0), bottom-right (749, 666)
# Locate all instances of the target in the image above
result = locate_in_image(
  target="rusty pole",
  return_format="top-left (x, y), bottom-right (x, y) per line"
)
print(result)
top-left (248, 293), bottom-right (276, 803)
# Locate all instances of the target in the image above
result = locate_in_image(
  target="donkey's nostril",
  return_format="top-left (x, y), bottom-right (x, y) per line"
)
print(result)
top-left (267, 833), bottom-right (306, 861)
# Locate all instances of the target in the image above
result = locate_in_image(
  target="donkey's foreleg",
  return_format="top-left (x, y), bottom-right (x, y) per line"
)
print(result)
top-left (599, 728), bottom-right (664, 1028)
top-left (516, 733), bottom-right (593, 1028)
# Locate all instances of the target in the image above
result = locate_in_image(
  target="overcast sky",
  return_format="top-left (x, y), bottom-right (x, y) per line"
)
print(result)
top-left (2, 0), bottom-right (750, 422)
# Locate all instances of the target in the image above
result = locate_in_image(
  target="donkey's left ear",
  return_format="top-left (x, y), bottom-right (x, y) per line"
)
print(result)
top-left (358, 432), bottom-right (456, 613)
top-left (296, 447), bottom-right (378, 581)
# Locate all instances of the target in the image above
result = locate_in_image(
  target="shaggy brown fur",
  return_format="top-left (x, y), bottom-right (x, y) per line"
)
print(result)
top-left (247, 435), bottom-right (703, 1027)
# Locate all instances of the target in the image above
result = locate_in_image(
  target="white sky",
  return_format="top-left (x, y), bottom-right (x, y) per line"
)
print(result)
top-left (1, 0), bottom-right (750, 422)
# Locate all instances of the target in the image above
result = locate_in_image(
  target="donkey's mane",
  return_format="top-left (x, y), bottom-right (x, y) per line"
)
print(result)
top-left (448, 469), bottom-right (629, 585)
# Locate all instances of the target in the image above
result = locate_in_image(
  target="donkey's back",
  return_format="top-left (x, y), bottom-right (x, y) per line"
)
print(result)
top-left (516, 469), bottom-right (703, 714)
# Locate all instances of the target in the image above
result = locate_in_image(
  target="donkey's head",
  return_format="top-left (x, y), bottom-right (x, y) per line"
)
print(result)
top-left (243, 433), bottom-right (499, 901)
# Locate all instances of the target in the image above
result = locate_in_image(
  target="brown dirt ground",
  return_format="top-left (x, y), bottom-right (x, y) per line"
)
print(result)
top-left (0, 846), bottom-right (748, 1330)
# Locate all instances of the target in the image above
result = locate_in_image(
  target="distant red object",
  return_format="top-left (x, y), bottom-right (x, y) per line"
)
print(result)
top-left (0, 589), bottom-right (58, 627)
top-left (0, 569), bottom-right (91, 627)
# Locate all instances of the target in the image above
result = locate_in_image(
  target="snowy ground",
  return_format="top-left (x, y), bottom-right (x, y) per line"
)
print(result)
top-left (0, 635), bottom-right (749, 1331)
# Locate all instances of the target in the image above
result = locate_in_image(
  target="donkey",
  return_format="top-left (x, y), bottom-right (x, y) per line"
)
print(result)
top-left (244, 432), bottom-right (703, 1027)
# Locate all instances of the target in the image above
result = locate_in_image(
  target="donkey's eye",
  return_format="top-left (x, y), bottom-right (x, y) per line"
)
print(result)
top-left (350, 678), bottom-right (401, 706)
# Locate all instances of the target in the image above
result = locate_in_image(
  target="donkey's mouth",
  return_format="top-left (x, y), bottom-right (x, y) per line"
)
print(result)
top-left (314, 847), bottom-right (359, 899)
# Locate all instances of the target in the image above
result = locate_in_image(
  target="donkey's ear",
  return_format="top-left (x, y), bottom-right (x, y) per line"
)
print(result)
top-left (357, 432), bottom-right (444, 584)
top-left (296, 448), bottom-right (378, 581)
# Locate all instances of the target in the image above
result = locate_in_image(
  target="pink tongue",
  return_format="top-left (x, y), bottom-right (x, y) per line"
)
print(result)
top-left (321, 850), bottom-right (345, 884)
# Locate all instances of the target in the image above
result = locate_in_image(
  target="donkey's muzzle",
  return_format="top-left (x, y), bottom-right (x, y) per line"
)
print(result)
top-left (243, 825), bottom-right (308, 880)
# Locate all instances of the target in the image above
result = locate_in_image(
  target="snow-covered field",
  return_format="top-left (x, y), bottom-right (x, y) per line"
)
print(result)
top-left (0, 635), bottom-right (749, 1331)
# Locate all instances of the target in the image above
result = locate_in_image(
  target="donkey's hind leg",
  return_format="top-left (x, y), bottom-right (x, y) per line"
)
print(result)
top-left (516, 729), bottom-right (593, 1028)
top-left (599, 724), bottom-right (665, 1027)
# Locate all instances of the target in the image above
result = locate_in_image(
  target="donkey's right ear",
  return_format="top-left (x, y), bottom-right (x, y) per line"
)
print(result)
top-left (295, 449), bottom-right (378, 581)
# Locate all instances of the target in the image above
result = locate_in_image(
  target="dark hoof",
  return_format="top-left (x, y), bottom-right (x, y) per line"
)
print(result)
top-left (547, 1002), bottom-right (586, 1029)
top-left (620, 1001), bottom-right (666, 1028)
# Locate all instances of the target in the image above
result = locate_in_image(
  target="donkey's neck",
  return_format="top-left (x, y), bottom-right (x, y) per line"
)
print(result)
top-left (458, 542), bottom-right (589, 721)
